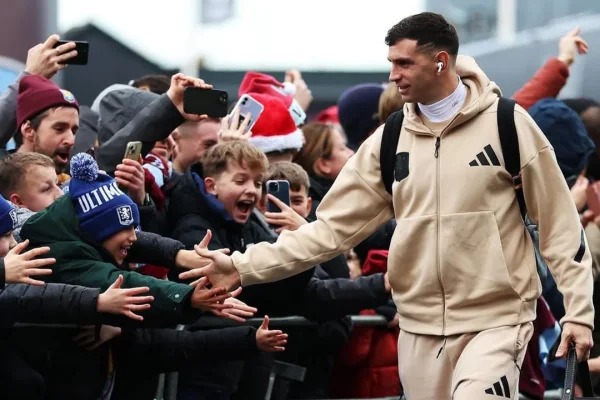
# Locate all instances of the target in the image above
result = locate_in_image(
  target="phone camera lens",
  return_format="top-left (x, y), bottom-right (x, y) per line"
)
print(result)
top-left (219, 94), bottom-right (227, 104)
top-left (269, 182), bottom-right (278, 191)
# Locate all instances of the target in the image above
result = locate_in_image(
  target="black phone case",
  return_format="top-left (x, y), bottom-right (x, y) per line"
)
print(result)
top-left (53, 40), bottom-right (89, 65)
top-left (183, 88), bottom-right (228, 117)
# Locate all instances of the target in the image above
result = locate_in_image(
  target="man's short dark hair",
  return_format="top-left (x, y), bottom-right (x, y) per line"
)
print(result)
top-left (14, 107), bottom-right (58, 148)
top-left (130, 74), bottom-right (170, 95)
top-left (385, 12), bottom-right (459, 57)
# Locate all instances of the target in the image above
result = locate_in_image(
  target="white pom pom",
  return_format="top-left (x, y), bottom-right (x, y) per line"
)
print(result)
top-left (282, 82), bottom-right (296, 96)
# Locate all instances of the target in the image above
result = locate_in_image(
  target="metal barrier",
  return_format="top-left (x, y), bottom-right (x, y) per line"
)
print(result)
top-left (184, 314), bottom-right (389, 329)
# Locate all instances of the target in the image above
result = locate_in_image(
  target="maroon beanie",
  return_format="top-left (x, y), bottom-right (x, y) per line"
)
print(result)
top-left (17, 75), bottom-right (79, 129)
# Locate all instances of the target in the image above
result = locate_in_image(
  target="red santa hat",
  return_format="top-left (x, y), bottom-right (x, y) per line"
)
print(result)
top-left (248, 93), bottom-right (304, 154)
top-left (239, 72), bottom-right (306, 126)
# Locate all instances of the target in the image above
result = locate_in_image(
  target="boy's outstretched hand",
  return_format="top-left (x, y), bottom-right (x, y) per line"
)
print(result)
top-left (175, 230), bottom-right (230, 270)
top-left (256, 315), bottom-right (287, 352)
top-left (4, 240), bottom-right (54, 286)
top-left (97, 275), bottom-right (154, 321)
top-left (178, 230), bottom-right (241, 292)
top-left (189, 276), bottom-right (234, 313)
top-left (211, 287), bottom-right (257, 322)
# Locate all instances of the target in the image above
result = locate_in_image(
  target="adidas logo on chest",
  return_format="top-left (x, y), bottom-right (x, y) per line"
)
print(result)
top-left (469, 144), bottom-right (501, 167)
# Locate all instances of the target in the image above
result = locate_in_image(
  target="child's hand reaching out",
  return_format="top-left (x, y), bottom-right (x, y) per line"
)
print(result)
top-left (96, 275), bottom-right (154, 321)
top-left (256, 315), bottom-right (287, 352)
top-left (4, 240), bottom-right (54, 285)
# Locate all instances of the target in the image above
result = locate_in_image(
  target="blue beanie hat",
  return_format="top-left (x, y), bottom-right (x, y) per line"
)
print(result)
top-left (337, 83), bottom-right (386, 151)
top-left (0, 195), bottom-right (17, 236)
top-left (529, 98), bottom-right (596, 180)
top-left (68, 153), bottom-right (140, 243)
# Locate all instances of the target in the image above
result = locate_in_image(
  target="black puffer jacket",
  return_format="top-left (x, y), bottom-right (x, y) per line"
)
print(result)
top-left (167, 169), bottom-right (315, 315)
top-left (0, 265), bottom-right (101, 329)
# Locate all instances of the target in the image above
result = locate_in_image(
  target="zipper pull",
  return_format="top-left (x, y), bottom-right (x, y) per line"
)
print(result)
top-left (434, 137), bottom-right (440, 158)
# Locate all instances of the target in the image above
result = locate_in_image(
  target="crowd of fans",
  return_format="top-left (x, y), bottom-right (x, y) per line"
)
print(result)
top-left (0, 19), bottom-right (598, 400)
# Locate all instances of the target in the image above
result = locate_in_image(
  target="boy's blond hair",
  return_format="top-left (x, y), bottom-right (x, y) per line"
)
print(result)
top-left (0, 153), bottom-right (55, 198)
top-left (378, 82), bottom-right (405, 124)
top-left (202, 140), bottom-right (268, 178)
top-left (267, 162), bottom-right (310, 194)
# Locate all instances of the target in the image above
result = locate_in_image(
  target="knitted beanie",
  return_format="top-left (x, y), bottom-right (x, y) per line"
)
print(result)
top-left (0, 195), bottom-right (17, 236)
top-left (17, 75), bottom-right (79, 128)
top-left (68, 153), bottom-right (140, 243)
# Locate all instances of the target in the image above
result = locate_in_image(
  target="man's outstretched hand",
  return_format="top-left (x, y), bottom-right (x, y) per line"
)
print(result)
top-left (178, 230), bottom-right (241, 292)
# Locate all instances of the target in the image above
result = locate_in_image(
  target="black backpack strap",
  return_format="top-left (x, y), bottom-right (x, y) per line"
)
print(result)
top-left (497, 97), bottom-right (527, 219)
top-left (381, 111), bottom-right (405, 195)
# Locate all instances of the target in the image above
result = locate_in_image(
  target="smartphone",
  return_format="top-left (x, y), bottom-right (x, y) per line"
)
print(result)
top-left (53, 40), bottom-right (89, 65)
top-left (183, 87), bottom-right (228, 117)
top-left (267, 180), bottom-right (291, 214)
top-left (123, 141), bottom-right (143, 162)
top-left (587, 181), bottom-right (600, 215)
top-left (229, 94), bottom-right (264, 134)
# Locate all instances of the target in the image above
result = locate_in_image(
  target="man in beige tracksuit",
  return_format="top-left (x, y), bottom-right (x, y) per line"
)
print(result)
top-left (185, 12), bottom-right (594, 400)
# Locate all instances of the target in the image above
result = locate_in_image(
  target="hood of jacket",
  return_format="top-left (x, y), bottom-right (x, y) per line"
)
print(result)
top-left (12, 207), bottom-right (37, 243)
top-left (403, 55), bottom-right (502, 135)
top-left (97, 88), bottom-right (160, 146)
top-left (72, 106), bottom-right (99, 155)
top-left (19, 195), bottom-right (106, 264)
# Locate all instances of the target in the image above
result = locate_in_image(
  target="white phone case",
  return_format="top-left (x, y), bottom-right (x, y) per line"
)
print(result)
top-left (230, 94), bottom-right (264, 134)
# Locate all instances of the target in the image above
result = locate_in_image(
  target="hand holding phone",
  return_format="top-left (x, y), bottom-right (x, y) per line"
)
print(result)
top-left (219, 108), bottom-right (252, 142)
top-left (263, 180), bottom-right (307, 233)
top-left (25, 35), bottom-right (78, 78)
top-left (229, 94), bottom-right (264, 135)
top-left (166, 74), bottom-right (214, 120)
top-left (52, 40), bottom-right (89, 65)
top-left (183, 87), bottom-right (228, 118)
top-left (123, 141), bottom-right (143, 162)
top-left (266, 180), bottom-right (291, 213)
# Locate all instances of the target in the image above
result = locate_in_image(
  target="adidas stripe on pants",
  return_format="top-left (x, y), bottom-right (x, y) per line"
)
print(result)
top-left (398, 323), bottom-right (533, 399)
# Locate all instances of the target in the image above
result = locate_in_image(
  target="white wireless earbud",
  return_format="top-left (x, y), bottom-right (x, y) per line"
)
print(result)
top-left (437, 62), bottom-right (444, 73)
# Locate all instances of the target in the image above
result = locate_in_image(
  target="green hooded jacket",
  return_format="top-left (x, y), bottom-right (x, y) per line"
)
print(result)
top-left (20, 195), bottom-right (199, 326)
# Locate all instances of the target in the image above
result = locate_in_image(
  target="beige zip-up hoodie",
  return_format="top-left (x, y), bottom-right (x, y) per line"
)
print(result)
top-left (232, 56), bottom-right (594, 336)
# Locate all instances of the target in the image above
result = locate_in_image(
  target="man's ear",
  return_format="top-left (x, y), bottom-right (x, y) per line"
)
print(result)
top-left (21, 122), bottom-right (35, 144)
top-left (434, 50), bottom-right (451, 71)
top-left (9, 193), bottom-right (23, 208)
top-left (204, 177), bottom-right (217, 195)
top-left (306, 196), bottom-right (313, 217)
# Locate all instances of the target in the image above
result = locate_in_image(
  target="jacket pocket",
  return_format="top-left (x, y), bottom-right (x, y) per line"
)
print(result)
top-left (440, 211), bottom-right (521, 309)
top-left (388, 214), bottom-right (443, 331)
